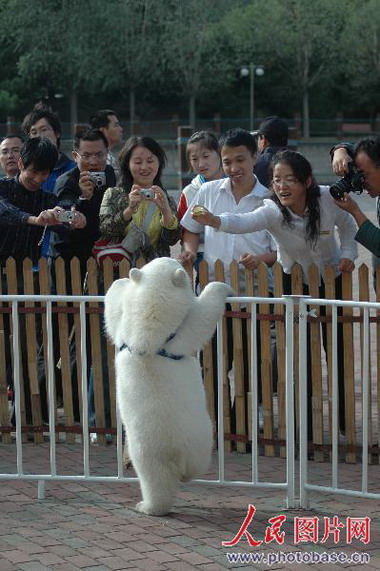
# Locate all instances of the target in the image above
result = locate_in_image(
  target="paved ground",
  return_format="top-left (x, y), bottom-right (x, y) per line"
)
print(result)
top-left (0, 440), bottom-right (379, 571)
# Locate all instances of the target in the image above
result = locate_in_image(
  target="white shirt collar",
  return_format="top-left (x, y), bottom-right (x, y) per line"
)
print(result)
top-left (219, 175), bottom-right (269, 199)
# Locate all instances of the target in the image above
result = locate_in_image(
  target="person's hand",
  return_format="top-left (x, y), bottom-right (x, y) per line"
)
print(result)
top-left (34, 208), bottom-right (62, 226)
top-left (239, 253), bottom-right (261, 270)
top-left (150, 185), bottom-right (170, 215)
top-left (128, 185), bottom-right (144, 210)
top-left (191, 205), bottom-right (221, 228)
top-left (334, 192), bottom-right (368, 229)
top-left (79, 171), bottom-right (96, 200)
top-left (71, 210), bottom-right (87, 229)
top-left (122, 185), bottom-right (143, 219)
top-left (333, 193), bottom-right (360, 215)
top-left (338, 258), bottom-right (355, 273)
top-left (332, 148), bottom-right (353, 176)
top-left (178, 250), bottom-right (196, 264)
top-left (51, 206), bottom-right (87, 229)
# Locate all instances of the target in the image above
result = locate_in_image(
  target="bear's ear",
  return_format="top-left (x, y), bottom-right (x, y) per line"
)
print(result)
top-left (171, 268), bottom-right (187, 288)
top-left (130, 268), bottom-right (143, 283)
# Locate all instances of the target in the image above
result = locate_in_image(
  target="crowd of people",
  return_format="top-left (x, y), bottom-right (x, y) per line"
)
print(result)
top-left (1, 103), bottom-right (380, 444)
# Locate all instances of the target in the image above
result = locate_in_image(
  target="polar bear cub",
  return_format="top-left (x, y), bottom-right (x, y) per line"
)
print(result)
top-left (104, 257), bottom-right (231, 516)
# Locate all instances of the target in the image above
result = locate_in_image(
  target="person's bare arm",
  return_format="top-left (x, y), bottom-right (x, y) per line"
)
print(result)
top-left (333, 193), bottom-right (367, 227)
top-left (178, 229), bottom-right (200, 263)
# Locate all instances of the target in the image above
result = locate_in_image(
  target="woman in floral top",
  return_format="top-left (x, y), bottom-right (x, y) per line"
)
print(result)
top-left (99, 136), bottom-right (180, 262)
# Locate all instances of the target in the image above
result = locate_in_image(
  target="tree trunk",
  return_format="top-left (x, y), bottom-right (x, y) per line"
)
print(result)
top-left (189, 95), bottom-right (196, 131)
top-left (302, 89), bottom-right (310, 139)
top-left (129, 88), bottom-right (136, 135)
top-left (70, 89), bottom-right (78, 137)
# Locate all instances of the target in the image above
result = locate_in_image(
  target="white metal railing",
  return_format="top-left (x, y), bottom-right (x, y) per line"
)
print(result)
top-left (1, 293), bottom-right (379, 508)
top-left (0, 294), bottom-right (296, 507)
top-left (298, 296), bottom-right (380, 508)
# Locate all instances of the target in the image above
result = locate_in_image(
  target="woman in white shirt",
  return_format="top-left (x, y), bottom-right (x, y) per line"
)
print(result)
top-left (192, 150), bottom-right (357, 283)
top-left (193, 150), bottom-right (358, 440)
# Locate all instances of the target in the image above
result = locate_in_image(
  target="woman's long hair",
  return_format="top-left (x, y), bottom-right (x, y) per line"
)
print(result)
top-left (269, 150), bottom-right (321, 247)
top-left (118, 136), bottom-right (167, 192)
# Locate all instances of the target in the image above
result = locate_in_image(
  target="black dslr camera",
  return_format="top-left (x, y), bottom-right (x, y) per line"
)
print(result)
top-left (329, 163), bottom-right (365, 200)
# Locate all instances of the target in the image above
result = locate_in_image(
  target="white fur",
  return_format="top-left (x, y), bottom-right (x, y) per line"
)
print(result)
top-left (105, 257), bottom-right (232, 515)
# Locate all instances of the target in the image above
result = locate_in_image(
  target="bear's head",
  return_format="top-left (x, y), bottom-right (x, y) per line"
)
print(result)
top-left (104, 257), bottom-right (195, 355)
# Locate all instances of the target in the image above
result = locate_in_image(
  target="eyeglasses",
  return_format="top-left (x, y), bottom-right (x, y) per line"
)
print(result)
top-left (74, 150), bottom-right (107, 161)
top-left (272, 178), bottom-right (299, 188)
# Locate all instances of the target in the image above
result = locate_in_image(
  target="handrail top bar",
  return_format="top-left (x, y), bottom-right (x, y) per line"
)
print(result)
top-left (299, 297), bottom-right (380, 309)
top-left (1, 294), bottom-right (380, 309)
top-left (1, 294), bottom-right (288, 304)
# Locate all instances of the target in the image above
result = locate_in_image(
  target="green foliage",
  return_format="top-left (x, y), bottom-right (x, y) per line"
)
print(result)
top-left (0, 0), bottom-right (378, 127)
top-left (338, 0), bottom-right (380, 115)
top-left (0, 89), bottom-right (20, 116)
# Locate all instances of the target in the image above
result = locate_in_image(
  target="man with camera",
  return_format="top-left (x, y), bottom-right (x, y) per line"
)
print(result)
top-left (331, 136), bottom-right (380, 257)
top-left (0, 137), bottom-right (86, 268)
top-left (50, 128), bottom-right (116, 278)
top-left (45, 129), bottom-right (116, 427)
top-left (0, 137), bottom-right (86, 427)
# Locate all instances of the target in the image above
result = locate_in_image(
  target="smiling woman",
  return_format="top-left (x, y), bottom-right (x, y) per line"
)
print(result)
top-left (99, 135), bottom-right (180, 265)
top-left (195, 150), bottom-right (358, 282)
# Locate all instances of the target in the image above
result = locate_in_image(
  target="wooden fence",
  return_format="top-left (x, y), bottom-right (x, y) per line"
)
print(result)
top-left (0, 256), bottom-right (379, 464)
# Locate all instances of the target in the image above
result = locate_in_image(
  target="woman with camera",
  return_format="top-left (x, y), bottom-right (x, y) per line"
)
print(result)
top-left (189, 149), bottom-right (358, 440)
top-left (90, 137), bottom-right (180, 441)
top-left (99, 135), bottom-right (180, 265)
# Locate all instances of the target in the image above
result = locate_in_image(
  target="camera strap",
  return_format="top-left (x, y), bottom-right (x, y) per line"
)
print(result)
top-left (141, 201), bottom-right (157, 232)
top-left (38, 225), bottom-right (48, 247)
top-left (130, 201), bottom-right (156, 241)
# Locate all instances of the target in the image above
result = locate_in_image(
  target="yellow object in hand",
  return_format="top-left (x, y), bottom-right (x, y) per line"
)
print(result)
top-left (192, 205), bottom-right (208, 217)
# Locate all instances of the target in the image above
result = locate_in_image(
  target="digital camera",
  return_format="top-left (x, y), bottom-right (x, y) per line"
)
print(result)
top-left (329, 163), bottom-right (365, 200)
top-left (91, 171), bottom-right (106, 188)
top-left (57, 210), bottom-right (75, 223)
top-left (140, 188), bottom-right (154, 199)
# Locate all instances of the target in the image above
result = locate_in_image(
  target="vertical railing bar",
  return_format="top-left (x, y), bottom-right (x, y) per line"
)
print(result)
top-left (46, 301), bottom-right (57, 477)
top-left (80, 301), bottom-right (90, 477)
top-left (217, 317), bottom-right (225, 483)
top-left (285, 296), bottom-right (295, 509)
top-left (332, 304), bottom-right (338, 488)
top-left (115, 344), bottom-right (124, 478)
top-left (12, 300), bottom-right (23, 475)
top-left (251, 301), bottom-right (258, 483)
top-left (362, 307), bottom-right (369, 494)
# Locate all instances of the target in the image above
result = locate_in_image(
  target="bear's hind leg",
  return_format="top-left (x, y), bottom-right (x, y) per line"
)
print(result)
top-left (135, 462), bottom-right (179, 516)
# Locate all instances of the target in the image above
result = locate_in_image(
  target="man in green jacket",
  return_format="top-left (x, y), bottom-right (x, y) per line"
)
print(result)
top-left (332, 136), bottom-right (380, 257)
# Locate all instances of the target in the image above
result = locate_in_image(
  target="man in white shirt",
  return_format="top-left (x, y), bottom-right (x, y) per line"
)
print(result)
top-left (180, 128), bottom-right (276, 287)
top-left (180, 128), bottom-right (277, 445)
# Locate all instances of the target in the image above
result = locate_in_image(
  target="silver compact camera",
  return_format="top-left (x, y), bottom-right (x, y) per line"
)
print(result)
top-left (91, 171), bottom-right (106, 188)
top-left (140, 188), bottom-right (154, 199)
top-left (57, 210), bottom-right (75, 223)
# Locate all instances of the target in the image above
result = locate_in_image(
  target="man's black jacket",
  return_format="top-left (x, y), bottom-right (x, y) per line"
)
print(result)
top-left (0, 175), bottom-right (59, 265)
top-left (50, 165), bottom-right (116, 260)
